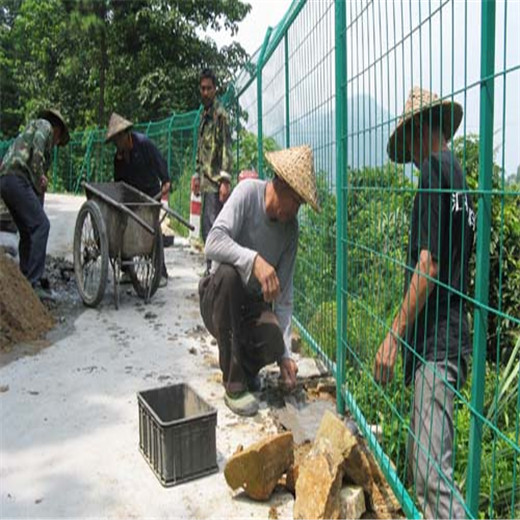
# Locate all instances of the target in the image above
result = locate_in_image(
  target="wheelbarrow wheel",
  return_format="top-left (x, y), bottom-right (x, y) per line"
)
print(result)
top-left (128, 228), bottom-right (162, 301)
top-left (73, 200), bottom-right (109, 307)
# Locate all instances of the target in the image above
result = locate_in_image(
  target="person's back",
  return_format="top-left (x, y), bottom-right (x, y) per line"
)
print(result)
top-left (0, 109), bottom-right (69, 295)
top-left (206, 179), bottom-right (298, 298)
top-left (404, 149), bottom-right (475, 383)
top-left (114, 131), bottom-right (167, 198)
top-left (0, 119), bottom-right (54, 194)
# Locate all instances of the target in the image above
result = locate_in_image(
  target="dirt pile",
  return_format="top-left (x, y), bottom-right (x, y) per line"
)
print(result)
top-left (0, 253), bottom-right (55, 349)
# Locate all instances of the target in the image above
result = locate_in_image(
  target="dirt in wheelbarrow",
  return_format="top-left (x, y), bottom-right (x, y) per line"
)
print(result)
top-left (0, 253), bottom-right (83, 362)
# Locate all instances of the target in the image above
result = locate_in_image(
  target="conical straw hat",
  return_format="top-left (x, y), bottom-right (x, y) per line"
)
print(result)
top-left (265, 145), bottom-right (320, 212)
top-left (105, 113), bottom-right (133, 143)
top-left (39, 108), bottom-right (70, 146)
top-left (387, 87), bottom-right (463, 164)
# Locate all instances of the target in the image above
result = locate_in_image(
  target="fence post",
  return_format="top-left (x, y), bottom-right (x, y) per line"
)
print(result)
top-left (52, 146), bottom-right (58, 191)
top-left (257, 27), bottom-right (273, 179)
top-left (334, 0), bottom-right (347, 416)
top-left (284, 33), bottom-right (290, 148)
top-left (167, 113), bottom-right (176, 178)
top-left (466, 0), bottom-right (496, 516)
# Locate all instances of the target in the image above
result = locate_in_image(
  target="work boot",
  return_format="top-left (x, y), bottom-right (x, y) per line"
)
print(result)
top-left (246, 373), bottom-right (262, 393)
top-left (119, 271), bottom-right (132, 284)
top-left (224, 390), bottom-right (259, 417)
top-left (159, 263), bottom-right (168, 288)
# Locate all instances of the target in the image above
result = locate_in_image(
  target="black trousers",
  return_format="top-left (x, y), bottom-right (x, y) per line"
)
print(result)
top-left (0, 174), bottom-right (49, 286)
top-left (199, 264), bottom-right (285, 393)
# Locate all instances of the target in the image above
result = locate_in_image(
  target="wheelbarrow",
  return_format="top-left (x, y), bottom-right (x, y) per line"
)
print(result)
top-left (73, 181), bottom-right (193, 308)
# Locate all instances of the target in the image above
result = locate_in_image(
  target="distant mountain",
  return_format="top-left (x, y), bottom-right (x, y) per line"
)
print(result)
top-left (288, 95), bottom-right (394, 177)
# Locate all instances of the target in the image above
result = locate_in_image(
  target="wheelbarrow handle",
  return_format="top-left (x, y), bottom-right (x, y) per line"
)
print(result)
top-left (161, 205), bottom-right (195, 231)
top-left (153, 191), bottom-right (195, 231)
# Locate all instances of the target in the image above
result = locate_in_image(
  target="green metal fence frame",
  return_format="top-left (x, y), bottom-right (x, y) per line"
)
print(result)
top-left (1, 0), bottom-right (518, 517)
top-left (231, 0), bottom-right (518, 518)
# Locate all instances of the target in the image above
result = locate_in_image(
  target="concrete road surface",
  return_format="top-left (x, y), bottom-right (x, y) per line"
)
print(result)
top-left (0, 193), bottom-right (294, 518)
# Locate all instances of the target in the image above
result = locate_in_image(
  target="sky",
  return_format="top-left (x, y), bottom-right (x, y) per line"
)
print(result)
top-left (207, 0), bottom-right (293, 55)
top-left (204, 0), bottom-right (519, 176)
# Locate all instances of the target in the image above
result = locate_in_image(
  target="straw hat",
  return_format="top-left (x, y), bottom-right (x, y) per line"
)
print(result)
top-left (39, 108), bottom-right (70, 146)
top-left (265, 145), bottom-right (320, 212)
top-left (387, 87), bottom-right (463, 163)
top-left (105, 113), bottom-right (133, 143)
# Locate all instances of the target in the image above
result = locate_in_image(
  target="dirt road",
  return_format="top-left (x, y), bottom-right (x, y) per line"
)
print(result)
top-left (0, 193), bottom-right (294, 518)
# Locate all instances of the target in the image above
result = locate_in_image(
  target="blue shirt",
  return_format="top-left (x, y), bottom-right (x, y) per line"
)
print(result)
top-left (114, 132), bottom-right (169, 197)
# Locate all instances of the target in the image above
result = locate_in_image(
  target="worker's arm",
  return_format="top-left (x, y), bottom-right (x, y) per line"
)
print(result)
top-left (374, 250), bottom-right (438, 384)
top-left (145, 139), bottom-right (170, 196)
top-left (30, 120), bottom-right (54, 193)
top-left (374, 158), bottom-right (443, 384)
top-left (205, 181), bottom-right (257, 283)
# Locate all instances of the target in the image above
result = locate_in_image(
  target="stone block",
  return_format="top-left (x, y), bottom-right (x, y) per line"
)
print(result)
top-left (224, 432), bottom-right (293, 501)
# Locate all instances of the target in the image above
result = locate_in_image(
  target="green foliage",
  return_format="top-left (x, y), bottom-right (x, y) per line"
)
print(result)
top-left (454, 135), bottom-right (520, 361)
top-left (0, 0), bottom-right (251, 136)
top-left (294, 140), bottom-right (518, 519)
top-left (454, 335), bottom-right (520, 519)
top-left (233, 129), bottom-right (279, 175)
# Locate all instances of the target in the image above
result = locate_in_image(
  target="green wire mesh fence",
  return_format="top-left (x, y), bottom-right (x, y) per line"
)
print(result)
top-left (1, 0), bottom-right (518, 517)
top-left (44, 110), bottom-right (201, 235)
top-left (231, 0), bottom-right (519, 518)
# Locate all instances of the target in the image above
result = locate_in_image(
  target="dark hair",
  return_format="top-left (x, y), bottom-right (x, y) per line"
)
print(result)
top-left (200, 68), bottom-right (217, 87)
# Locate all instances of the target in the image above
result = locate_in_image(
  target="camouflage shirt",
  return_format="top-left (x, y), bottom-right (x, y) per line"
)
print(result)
top-left (0, 119), bottom-right (54, 194)
top-left (195, 99), bottom-right (233, 193)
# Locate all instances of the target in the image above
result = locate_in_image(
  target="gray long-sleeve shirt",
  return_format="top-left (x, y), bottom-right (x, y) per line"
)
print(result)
top-left (205, 179), bottom-right (299, 359)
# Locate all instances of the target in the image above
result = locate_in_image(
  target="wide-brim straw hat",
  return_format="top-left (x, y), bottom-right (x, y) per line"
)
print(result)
top-left (105, 113), bottom-right (133, 143)
top-left (39, 108), bottom-right (70, 146)
top-left (387, 87), bottom-right (463, 163)
top-left (265, 145), bottom-right (320, 213)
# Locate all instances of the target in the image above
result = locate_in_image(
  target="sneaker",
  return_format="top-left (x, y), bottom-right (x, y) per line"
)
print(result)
top-left (158, 275), bottom-right (168, 288)
top-left (224, 391), bottom-right (259, 416)
top-left (33, 286), bottom-right (56, 303)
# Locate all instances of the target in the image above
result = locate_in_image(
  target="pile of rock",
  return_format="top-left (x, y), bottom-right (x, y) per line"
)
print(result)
top-left (224, 410), bottom-right (402, 519)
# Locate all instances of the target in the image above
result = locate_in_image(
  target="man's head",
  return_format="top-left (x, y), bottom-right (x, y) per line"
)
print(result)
top-left (405, 110), bottom-right (447, 169)
top-left (39, 109), bottom-right (70, 147)
top-left (199, 68), bottom-right (217, 108)
top-left (264, 145), bottom-right (320, 221)
top-left (105, 113), bottom-right (133, 151)
top-left (266, 176), bottom-right (305, 222)
top-left (387, 87), bottom-right (463, 166)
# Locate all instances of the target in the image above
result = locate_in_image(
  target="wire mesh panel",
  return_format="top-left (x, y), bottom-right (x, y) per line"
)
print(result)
top-left (340, 1), bottom-right (519, 519)
top-left (48, 112), bottom-right (200, 235)
top-left (1, 0), bottom-right (517, 516)
top-left (286, 0), bottom-right (336, 363)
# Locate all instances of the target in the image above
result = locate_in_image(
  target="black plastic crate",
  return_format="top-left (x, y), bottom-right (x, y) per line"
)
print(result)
top-left (137, 383), bottom-right (218, 486)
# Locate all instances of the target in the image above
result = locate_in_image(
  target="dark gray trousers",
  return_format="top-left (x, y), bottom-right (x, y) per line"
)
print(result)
top-left (201, 191), bottom-right (223, 273)
top-left (409, 359), bottom-right (467, 519)
top-left (199, 264), bottom-right (285, 393)
top-left (0, 174), bottom-right (49, 286)
top-left (201, 191), bottom-right (223, 244)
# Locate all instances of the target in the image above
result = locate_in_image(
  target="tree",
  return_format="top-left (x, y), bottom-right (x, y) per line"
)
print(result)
top-left (0, 0), bottom-right (251, 136)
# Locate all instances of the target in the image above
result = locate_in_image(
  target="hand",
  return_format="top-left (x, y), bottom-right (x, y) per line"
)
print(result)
top-left (161, 181), bottom-right (171, 198)
top-left (252, 255), bottom-right (280, 303)
top-left (280, 358), bottom-right (298, 390)
top-left (192, 176), bottom-right (201, 196)
top-left (40, 175), bottom-right (48, 193)
top-left (219, 180), bottom-right (231, 203)
top-left (374, 332), bottom-right (399, 385)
